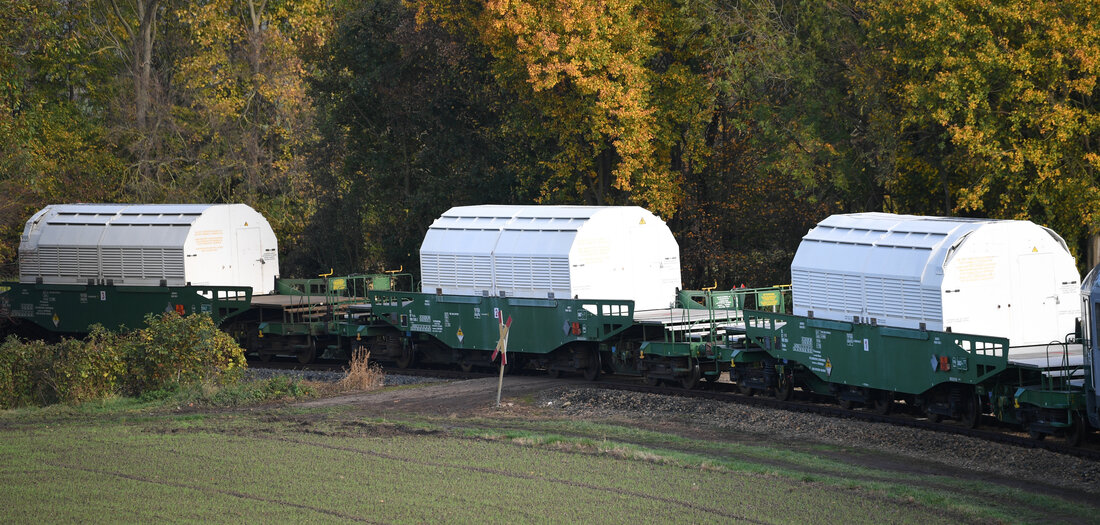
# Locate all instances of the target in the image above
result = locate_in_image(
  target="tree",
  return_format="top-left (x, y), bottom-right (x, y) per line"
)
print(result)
top-left (0, 0), bottom-right (125, 274)
top-left (668, 1), bottom-right (871, 285)
top-left (416, 0), bottom-right (722, 217)
top-left (302, 0), bottom-right (510, 274)
top-left (171, 0), bottom-right (331, 262)
top-left (88, 0), bottom-right (165, 184)
top-left (865, 0), bottom-right (1100, 258)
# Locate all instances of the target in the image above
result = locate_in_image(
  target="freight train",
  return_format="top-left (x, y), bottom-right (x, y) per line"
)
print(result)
top-left (0, 203), bottom-right (1096, 445)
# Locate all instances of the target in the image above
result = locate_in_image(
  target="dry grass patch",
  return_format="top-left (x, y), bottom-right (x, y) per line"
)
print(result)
top-left (324, 347), bottom-right (385, 394)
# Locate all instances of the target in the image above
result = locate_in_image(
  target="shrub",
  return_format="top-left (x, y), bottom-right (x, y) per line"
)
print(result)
top-left (0, 313), bottom-right (248, 408)
top-left (123, 313), bottom-right (246, 394)
top-left (0, 336), bottom-right (52, 408)
top-left (139, 375), bottom-right (316, 407)
top-left (47, 326), bottom-right (125, 404)
top-left (226, 375), bottom-right (315, 403)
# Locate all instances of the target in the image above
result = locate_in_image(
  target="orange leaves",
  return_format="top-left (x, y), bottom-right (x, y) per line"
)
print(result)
top-left (467, 0), bottom-right (681, 214)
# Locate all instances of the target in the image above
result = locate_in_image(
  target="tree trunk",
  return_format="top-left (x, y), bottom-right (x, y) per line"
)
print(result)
top-left (134, 0), bottom-right (159, 180)
top-left (245, 0), bottom-right (269, 193)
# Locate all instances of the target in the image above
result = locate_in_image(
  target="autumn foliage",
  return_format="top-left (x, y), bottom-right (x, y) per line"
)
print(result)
top-left (3, 0), bottom-right (1100, 285)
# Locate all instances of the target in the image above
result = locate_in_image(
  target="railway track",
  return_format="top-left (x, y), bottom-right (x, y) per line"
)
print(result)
top-left (594, 379), bottom-right (1100, 462)
top-left (249, 356), bottom-right (1100, 461)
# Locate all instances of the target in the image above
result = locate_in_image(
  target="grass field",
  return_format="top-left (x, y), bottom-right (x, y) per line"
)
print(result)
top-left (0, 391), bottom-right (1096, 524)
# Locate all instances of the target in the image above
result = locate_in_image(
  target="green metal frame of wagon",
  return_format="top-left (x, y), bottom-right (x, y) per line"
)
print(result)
top-left (737, 309), bottom-right (1088, 437)
top-left (242, 272), bottom-right (412, 363)
top-left (731, 310), bottom-right (1008, 422)
top-left (990, 341), bottom-right (1089, 444)
top-left (608, 286), bottom-right (792, 388)
top-left (361, 285), bottom-right (793, 385)
top-left (363, 290), bottom-right (633, 379)
top-left (0, 281), bottom-right (253, 336)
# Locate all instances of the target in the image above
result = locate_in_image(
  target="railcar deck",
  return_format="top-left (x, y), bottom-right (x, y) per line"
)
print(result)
top-left (251, 294), bottom-right (332, 308)
top-left (634, 308), bottom-right (745, 324)
top-left (634, 308), bottom-right (749, 337)
top-left (1007, 342), bottom-right (1084, 370)
top-left (251, 293), bottom-right (368, 320)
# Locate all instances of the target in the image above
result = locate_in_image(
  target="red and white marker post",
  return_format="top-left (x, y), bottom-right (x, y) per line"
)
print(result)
top-left (492, 313), bottom-right (512, 407)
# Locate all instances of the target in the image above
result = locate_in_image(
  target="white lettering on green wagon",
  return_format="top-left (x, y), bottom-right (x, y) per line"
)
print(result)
top-left (793, 336), bottom-right (815, 354)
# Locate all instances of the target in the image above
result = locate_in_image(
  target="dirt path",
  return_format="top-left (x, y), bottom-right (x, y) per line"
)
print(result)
top-left (297, 376), bottom-right (570, 415)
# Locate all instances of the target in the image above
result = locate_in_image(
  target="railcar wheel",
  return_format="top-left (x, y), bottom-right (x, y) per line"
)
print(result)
top-left (601, 351), bottom-right (617, 374)
top-left (297, 338), bottom-right (316, 364)
top-left (838, 398), bottom-right (853, 410)
top-left (871, 393), bottom-right (893, 415)
top-left (395, 346), bottom-right (414, 369)
top-left (258, 351), bottom-right (274, 363)
top-left (1067, 414), bottom-right (1088, 447)
top-left (774, 378), bottom-right (792, 401)
top-left (680, 366), bottom-right (701, 390)
top-left (961, 395), bottom-right (981, 428)
top-left (921, 395), bottom-right (941, 422)
top-left (459, 362), bottom-right (474, 373)
top-left (642, 375), bottom-right (660, 387)
top-left (1028, 426), bottom-right (1047, 441)
top-left (738, 382), bottom-right (754, 396)
top-left (582, 355), bottom-right (600, 382)
top-left (547, 368), bottom-right (561, 379)
top-left (703, 373), bottom-right (719, 383)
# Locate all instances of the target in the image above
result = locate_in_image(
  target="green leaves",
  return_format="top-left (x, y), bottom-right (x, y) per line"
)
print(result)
top-left (0, 314), bottom-right (246, 408)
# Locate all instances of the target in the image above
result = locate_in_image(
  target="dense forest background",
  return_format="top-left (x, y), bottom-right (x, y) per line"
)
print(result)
top-left (2, 0), bottom-right (1098, 287)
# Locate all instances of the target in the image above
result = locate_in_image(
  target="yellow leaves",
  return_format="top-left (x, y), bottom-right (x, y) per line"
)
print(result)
top-left (1085, 153), bottom-right (1100, 172)
top-left (471, 0), bottom-right (683, 214)
top-left (869, 0), bottom-right (1100, 246)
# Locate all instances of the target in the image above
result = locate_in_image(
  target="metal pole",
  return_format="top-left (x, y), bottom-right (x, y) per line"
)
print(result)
top-left (496, 360), bottom-right (505, 406)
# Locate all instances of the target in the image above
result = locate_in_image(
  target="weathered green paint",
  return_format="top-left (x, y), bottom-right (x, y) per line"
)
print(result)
top-left (0, 281), bottom-right (252, 334)
top-left (259, 273), bottom-right (414, 340)
top-left (744, 311), bottom-right (1010, 395)
top-left (257, 321), bottom-right (323, 337)
top-left (368, 291), bottom-right (634, 355)
top-left (678, 285), bottom-right (791, 313)
top-left (275, 273), bottom-right (410, 297)
top-left (989, 383), bottom-right (1086, 429)
top-left (328, 320), bottom-right (389, 339)
top-left (1013, 386), bottom-right (1086, 412)
top-left (640, 341), bottom-right (693, 358)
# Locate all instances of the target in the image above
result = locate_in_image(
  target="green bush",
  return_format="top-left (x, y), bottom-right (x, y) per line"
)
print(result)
top-left (47, 326), bottom-right (126, 404)
top-left (123, 313), bottom-right (247, 395)
top-left (0, 313), bottom-right (248, 408)
top-left (0, 336), bottom-right (52, 408)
